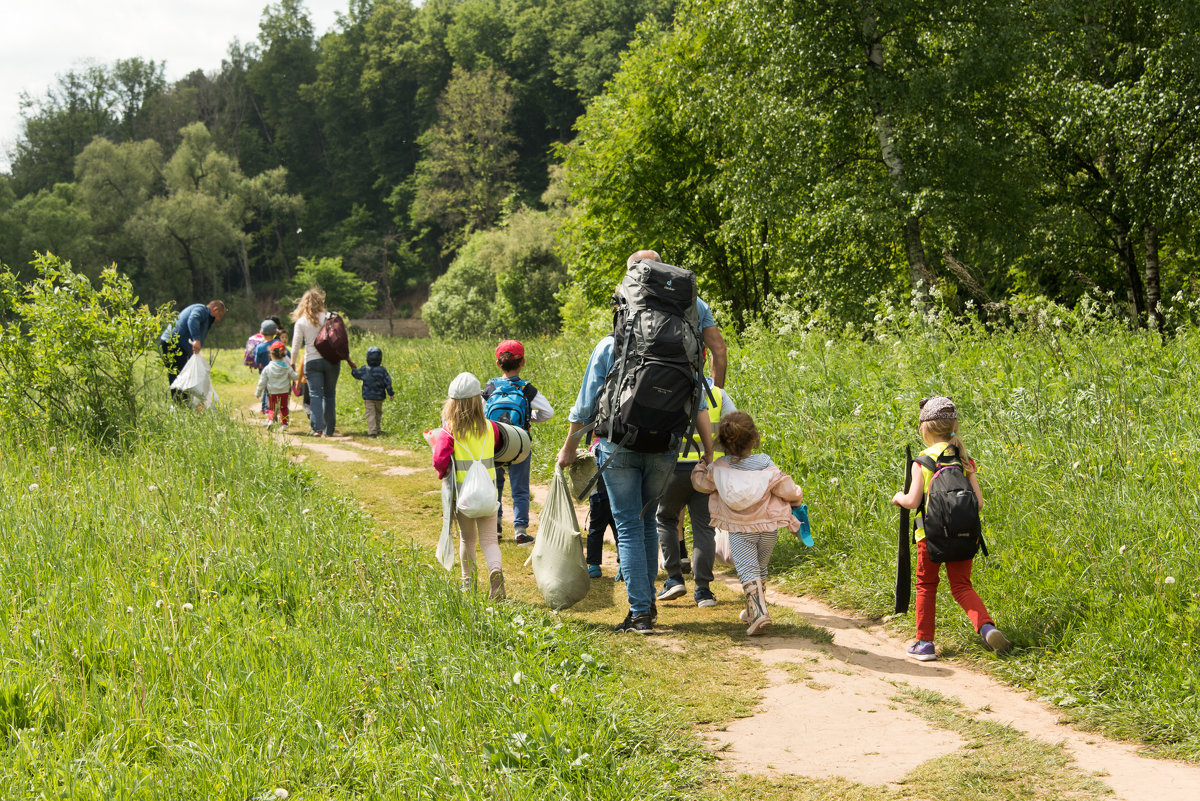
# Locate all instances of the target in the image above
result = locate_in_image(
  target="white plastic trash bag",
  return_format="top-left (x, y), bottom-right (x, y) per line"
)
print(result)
top-left (170, 354), bottom-right (218, 409)
top-left (446, 430), bottom-right (498, 518)
top-left (437, 475), bottom-right (456, 571)
top-left (457, 460), bottom-right (497, 518)
top-left (714, 528), bottom-right (733, 565)
top-left (530, 466), bottom-right (590, 610)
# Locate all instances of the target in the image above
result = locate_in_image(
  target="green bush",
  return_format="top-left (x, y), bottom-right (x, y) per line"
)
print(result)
top-left (0, 253), bottom-right (168, 444)
top-left (424, 208), bottom-right (567, 338)
top-left (289, 256), bottom-right (378, 318)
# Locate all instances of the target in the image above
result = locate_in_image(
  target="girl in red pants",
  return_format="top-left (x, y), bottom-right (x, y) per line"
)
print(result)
top-left (892, 396), bottom-right (1011, 661)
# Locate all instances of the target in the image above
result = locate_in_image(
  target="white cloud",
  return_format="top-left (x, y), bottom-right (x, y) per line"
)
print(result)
top-left (2, 0), bottom-right (347, 172)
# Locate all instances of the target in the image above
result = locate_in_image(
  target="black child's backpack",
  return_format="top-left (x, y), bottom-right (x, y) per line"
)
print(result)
top-left (914, 446), bottom-right (988, 563)
top-left (595, 259), bottom-right (705, 454)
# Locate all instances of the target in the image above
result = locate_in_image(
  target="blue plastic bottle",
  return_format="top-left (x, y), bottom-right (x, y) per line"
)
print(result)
top-left (793, 504), bottom-right (814, 547)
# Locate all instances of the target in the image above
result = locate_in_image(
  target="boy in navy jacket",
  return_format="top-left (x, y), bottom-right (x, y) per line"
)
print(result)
top-left (351, 346), bottom-right (395, 436)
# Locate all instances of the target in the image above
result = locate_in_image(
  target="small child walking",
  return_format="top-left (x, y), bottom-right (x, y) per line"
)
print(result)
top-left (431, 373), bottom-right (506, 600)
top-left (891, 396), bottom-right (1011, 661)
top-left (254, 342), bottom-right (298, 427)
top-left (350, 346), bottom-right (395, 436)
top-left (482, 340), bottom-right (554, 545)
top-left (691, 411), bottom-right (803, 635)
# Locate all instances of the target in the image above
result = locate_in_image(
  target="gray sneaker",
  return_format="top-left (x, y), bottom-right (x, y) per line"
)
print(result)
top-left (981, 624), bottom-right (1012, 654)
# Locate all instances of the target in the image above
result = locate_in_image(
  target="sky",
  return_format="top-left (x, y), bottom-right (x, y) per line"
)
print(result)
top-left (1, 1), bottom-right (348, 173)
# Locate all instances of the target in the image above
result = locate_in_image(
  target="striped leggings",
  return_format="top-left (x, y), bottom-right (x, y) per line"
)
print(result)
top-left (729, 530), bottom-right (778, 584)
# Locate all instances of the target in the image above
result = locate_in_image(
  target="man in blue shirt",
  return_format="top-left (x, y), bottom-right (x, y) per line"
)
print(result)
top-left (557, 251), bottom-right (715, 634)
top-left (160, 300), bottom-right (226, 399)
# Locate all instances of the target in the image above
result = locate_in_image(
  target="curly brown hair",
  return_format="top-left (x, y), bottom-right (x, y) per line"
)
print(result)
top-left (717, 411), bottom-right (761, 457)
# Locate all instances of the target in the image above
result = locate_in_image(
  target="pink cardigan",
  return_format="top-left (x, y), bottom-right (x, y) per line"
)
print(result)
top-left (691, 457), bottom-right (803, 533)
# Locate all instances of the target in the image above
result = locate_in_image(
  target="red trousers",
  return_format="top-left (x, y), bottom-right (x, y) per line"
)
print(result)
top-left (268, 393), bottom-right (290, 425)
top-left (915, 539), bottom-right (993, 642)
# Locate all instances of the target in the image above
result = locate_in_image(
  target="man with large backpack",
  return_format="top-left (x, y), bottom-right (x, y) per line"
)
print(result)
top-left (557, 250), bottom-right (716, 634)
top-left (482, 339), bottom-right (555, 545)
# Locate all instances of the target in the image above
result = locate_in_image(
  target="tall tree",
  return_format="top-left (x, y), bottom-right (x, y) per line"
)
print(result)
top-left (410, 65), bottom-right (519, 249)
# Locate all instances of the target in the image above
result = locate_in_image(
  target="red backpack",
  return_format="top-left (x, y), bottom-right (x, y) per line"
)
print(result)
top-left (314, 312), bottom-right (351, 363)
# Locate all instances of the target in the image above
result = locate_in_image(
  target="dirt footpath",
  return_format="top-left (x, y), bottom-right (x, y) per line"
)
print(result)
top-left (705, 579), bottom-right (1200, 800)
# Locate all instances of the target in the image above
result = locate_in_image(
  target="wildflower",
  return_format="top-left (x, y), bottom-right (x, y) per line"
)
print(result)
top-left (148, 485), bottom-right (157, 492)
top-left (1165, 577), bottom-right (1176, 585)
top-left (182, 602), bottom-right (194, 612)
top-left (125, 606), bottom-right (134, 614)
top-left (275, 790), bottom-right (289, 800)
top-left (28, 484), bottom-right (38, 491)
top-left (829, 477), bottom-right (839, 486)
top-left (155, 599), bottom-right (164, 609)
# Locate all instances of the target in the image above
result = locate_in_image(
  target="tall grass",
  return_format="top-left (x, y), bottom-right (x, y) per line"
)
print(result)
top-left (352, 300), bottom-right (1200, 759)
top-left (0, 408), bottom-right (702, 798)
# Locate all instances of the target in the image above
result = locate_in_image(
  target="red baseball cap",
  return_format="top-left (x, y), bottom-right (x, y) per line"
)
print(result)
top-left (496, 339), bottom-right (524, 359)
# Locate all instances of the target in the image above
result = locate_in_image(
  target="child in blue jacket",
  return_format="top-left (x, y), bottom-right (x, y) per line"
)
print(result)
top-left (351, 346), bottom-right (395, 436)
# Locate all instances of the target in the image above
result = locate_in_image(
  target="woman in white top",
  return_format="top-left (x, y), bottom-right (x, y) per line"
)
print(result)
top-left (291, 288), bottom-right (338, 436)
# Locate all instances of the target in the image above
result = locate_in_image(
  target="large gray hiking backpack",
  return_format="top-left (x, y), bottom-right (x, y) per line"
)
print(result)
top-left (595, 259), bottom-right (706, 453)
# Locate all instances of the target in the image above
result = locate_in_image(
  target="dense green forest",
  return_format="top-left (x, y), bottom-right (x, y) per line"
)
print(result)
top-left (3, 0), bottom-right (1200, 335)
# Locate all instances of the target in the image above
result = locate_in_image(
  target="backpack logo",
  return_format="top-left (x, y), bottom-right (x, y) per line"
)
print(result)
top-left (916, 448), bottom-right (983, 563)
top-left (485, 378), bottom-right (533, 429)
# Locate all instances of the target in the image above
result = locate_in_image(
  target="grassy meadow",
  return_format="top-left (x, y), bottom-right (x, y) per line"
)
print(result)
top-left (0, 408), bottom-right (705, 798)
top-left (3, 294), bottom-right (1198, 800)
top-left (323, 301), bottom-right (1200, 760)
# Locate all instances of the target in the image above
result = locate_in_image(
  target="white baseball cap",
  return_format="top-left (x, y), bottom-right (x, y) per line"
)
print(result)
top-left (448, 372), bottom-right (482, 399)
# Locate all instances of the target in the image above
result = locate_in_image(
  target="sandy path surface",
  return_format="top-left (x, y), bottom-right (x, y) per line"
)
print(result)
top-left (706, 577), bottom-right (1200, 799)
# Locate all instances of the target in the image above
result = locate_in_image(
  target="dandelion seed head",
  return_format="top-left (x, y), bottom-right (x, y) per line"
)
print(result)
top-left (182, 602), bottom-right (194, 612)
top-left (28, 484), bottom-right (38, 491)
top-left (155, 599), bottom-right (163, 609)
top-left (1165, 576), bottom-right (1176, 585)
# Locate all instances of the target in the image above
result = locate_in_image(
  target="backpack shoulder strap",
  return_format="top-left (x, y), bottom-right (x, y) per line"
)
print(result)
top-left (914, 454), bottom-right (938, 473)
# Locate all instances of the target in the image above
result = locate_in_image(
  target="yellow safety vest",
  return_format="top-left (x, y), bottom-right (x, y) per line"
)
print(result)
top-left (679, 386), bottom-right (725, 462)
top-left (452, 425), bottom-right (496, 495)
top-left (914, 440), bottom-right (959, 542)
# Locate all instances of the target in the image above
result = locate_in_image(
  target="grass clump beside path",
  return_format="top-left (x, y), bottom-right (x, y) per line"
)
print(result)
top-left (0, 410), bottom-right (705, 799)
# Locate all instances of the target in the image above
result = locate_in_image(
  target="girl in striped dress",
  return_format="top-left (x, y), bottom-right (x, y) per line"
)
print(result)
top-left (691, 411), bottom-right (803, 635)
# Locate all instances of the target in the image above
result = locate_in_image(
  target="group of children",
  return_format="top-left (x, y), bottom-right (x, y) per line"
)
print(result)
top-left (428, 339), bottom-right (1010, 660)
top-left (241, 317), bottom-right (1009, 661)
top-left (245, 317), bottom-right (396, 435)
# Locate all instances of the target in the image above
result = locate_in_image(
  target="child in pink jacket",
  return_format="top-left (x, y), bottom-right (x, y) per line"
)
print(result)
top-left (691, 411), bottom-right (803, 635)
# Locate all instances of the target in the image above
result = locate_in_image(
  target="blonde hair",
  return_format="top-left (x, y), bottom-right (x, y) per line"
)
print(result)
top-left (291, 288), bottom-right (326, 326)
top-left (920, 419), bottom-right (973, 471)
top-left (441, 396), bottom-right (488, 440)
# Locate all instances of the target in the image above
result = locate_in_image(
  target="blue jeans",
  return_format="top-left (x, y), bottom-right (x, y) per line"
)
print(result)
top-left (594, 439), bottom-right (675, 617)
top-left (496, 456), bottom-right (531, 529)
top-left (305, 357), bottom-right (340, 435)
